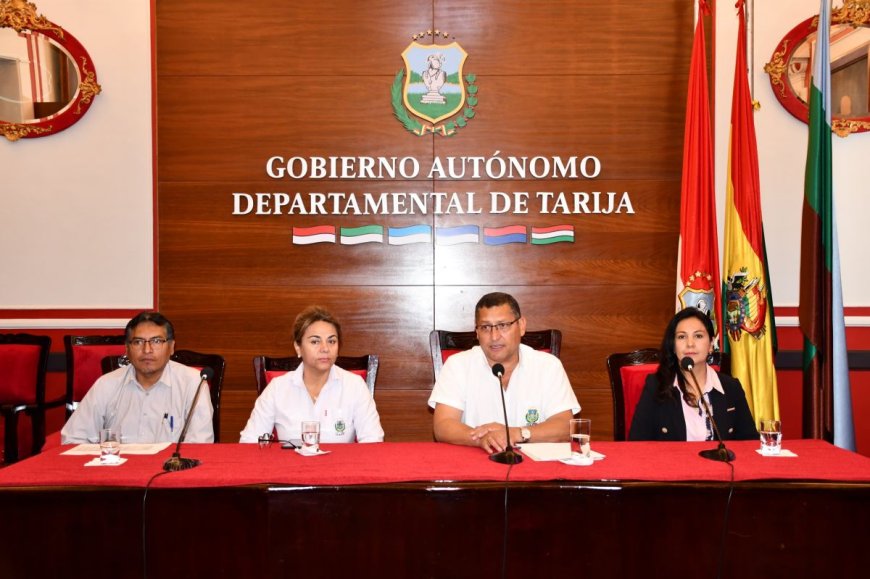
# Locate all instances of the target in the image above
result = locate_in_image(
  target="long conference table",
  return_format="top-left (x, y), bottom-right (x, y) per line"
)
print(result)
top-left (0, 439), bottom-right (868, 579)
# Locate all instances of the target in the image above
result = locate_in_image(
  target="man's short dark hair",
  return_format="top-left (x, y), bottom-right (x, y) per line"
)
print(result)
top-left (125, 311), bottom-right (175, 342)
top-left (475, 292), bottom-right (522, 320)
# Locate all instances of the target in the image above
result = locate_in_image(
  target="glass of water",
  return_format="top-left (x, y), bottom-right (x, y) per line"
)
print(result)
top-left (569, 418), bottom-right (591, 457)
top-left (99, 428), bottom-right (121, 464)
top-left (759, 419), bottom-right (782, 456)
top-left (301, 421), bottom-right (320, 453)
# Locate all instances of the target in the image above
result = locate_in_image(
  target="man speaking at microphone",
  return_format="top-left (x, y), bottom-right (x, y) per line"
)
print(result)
top-left (428, 292), bottom-right (579, 454)
top-left (62, 311), bottom-right (214, 444)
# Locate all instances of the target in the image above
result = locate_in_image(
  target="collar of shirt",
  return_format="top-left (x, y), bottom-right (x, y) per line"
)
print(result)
top-left (120, 360), bottom-right (174, 391)
top-left (288, 363), bottom-right (340, 391)
top-left (671, 364), bottom-right (724, 396)
top-left (474, 343), bottom-right (531, 376)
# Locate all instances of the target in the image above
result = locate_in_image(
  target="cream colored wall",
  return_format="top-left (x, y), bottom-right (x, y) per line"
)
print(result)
top-left (714, 0), bottom-right (870, 322)
top-left (1, 1), bottom-right (866, 320)
top-left (0, 0), bottom-right (152, 311)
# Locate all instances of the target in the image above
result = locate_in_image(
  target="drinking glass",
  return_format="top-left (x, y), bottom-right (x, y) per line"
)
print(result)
top-left (99, 428), bottom-right (121, 464)
top-left (301, 421), bottom-right (320, 453)
top-left (759, 418), bottom-right (782, 455)
top-left (569, 418), bottom-right (591, 457)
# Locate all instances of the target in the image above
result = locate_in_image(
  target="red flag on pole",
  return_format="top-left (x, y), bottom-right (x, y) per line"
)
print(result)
top-left (677, 0), bottom-right (721, 336)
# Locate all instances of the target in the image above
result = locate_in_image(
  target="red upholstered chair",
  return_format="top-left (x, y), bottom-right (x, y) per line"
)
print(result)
top-left (607, 349), bottom-right (731, 441)
top-left (63, 334), bottom-right (127, 417)
top-left (428, 329), bottom-right (562, 380)
top-left (0, 333), bottom-right (51, 463)
top-left (101, 350), bottom-right (226, 442)
top-left (606, 349), bottom-right (660, 441)
top-left (253, 354), bottom-right (378, 397)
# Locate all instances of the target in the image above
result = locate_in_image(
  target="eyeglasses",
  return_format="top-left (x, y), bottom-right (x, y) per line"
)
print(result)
top-left (476, 318), bottom-right (520, 334)
top-left (257, 432), bottom-right (298, 449)
top-left (128, 337), bottom-right (169, 349)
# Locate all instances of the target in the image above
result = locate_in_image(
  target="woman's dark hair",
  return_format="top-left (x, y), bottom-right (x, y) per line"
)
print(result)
top-left (293, 306), bottom-right (342, 347)
top-left (654, 307), bottom-right (715, 403)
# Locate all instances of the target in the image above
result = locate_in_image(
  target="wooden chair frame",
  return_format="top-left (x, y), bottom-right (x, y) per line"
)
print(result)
top-left (428, 329), bottom-right (562, 379)
top-left (252, 354), bottom-right (379, 397)
top-left (100, 349), bottom-right (226, 442)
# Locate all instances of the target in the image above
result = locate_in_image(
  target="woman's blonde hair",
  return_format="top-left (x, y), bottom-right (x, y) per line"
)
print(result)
top-left (293, 306), bottom-right (342, 346)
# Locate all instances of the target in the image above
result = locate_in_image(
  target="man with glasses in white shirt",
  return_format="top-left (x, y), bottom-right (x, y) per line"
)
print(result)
top-left (61, 311), bottom-right (214, 444)
top-left (428, 292), bottom-right (579, 455)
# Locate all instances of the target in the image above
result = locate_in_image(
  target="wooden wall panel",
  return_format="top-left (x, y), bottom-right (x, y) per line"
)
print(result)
top-left (432, 74), bottom-right (690, 180)
top-left (157, 0), bottom-right (693, 76)
top-left (156, 76), bottom-right (436, 182)
top-left (156, 0), bottom-right (433, 76)
top-left (158, 182), bottom-right (436, 286)
top-left (437, 0), bottom-right (694, 75)
top-left (157, 72), bottom-right (688, 181)
top-left (156, 1), bottom-right (693, 443)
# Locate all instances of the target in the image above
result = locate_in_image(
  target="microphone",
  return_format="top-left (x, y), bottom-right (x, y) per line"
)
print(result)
top-left (487, 363), bottom-right (523, 465)
top-left (679, 357), bottom-right (735, 462)
top-left (163, 367), bottom-right (213, 472)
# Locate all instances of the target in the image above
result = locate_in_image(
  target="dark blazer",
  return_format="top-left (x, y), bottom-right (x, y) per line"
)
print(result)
top-left (628, 372), bottom-right (758, 441)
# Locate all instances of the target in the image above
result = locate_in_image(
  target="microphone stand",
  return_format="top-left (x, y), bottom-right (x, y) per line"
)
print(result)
top-left (164, 368), bottom-right (212, 471)
top-left (681, 360), bottom-right (735, 462)
top-left (489, 364), bottom-right (523, 465)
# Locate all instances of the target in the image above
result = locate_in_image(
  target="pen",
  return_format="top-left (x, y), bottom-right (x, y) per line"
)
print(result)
top-left (170, 415), bottom-right (174, 432)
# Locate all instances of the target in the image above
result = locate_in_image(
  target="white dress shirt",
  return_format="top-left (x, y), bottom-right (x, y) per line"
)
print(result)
top-left (61, 360), bottom-right (214, 444)
top-left (239, 364), bottom-right (384, 443)
top-left (428, 344), bottom-right (580, 427)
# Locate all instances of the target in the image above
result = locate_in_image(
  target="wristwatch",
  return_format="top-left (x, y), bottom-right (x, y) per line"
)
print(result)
top-left (519, 427), bottom-right (531, 443)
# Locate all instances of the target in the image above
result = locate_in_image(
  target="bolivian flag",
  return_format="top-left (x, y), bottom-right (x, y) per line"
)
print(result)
top-left (722, 0), bottom-right (778, 422)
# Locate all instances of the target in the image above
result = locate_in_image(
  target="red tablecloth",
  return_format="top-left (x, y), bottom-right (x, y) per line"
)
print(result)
top-left (0, 439), bottom-right (867, 489)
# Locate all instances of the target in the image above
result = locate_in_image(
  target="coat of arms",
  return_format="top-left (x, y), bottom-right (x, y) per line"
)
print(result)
top-left (392, 31), bottom-right (477, 136)
top-left (724, 269), bottom-right (768, 341)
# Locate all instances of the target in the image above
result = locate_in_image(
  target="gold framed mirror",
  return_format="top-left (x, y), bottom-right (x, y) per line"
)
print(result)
top-left (0, 0), bottom-right (101, 141)
top-left (765, 0), bottom-right (870, 137)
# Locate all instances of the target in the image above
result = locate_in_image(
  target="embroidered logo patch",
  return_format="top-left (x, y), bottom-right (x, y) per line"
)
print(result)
top-left (525, 408), bottom-right (540, 425)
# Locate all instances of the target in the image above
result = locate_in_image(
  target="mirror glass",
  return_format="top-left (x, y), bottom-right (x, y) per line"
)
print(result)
top-left (787, 24), bottom-right (870, 117)
top-left (0, 0), bottom-right (101, 141)
top-left (765, 1), bottom-right (870, 137)
top-left (0, 27), bottom-right (79, 123)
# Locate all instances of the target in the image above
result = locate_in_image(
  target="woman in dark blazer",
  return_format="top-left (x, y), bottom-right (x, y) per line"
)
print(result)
top-left (628, 307), bottom-right (757, 442)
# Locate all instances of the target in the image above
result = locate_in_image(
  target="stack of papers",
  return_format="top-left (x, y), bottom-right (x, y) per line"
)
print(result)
top-left (516, 443), bottom-right (573, 461)
top-left (62, 442), bottom-right (171, 456)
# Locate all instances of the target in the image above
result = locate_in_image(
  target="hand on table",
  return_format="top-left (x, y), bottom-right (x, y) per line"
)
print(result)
top-left (470, 423), bottom-right (513, 454)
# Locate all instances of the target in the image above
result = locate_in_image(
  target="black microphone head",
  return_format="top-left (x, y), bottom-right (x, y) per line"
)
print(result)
top-left (679, 357), bottom-right (694, 371)
top-left (491, 363), bottom-right (505, 377)
top-left (200, 366), bottom-right (215, 381)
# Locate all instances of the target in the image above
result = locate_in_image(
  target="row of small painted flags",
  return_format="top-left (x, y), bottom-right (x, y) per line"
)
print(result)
top-left (292, 225), bottom-right (575, 245)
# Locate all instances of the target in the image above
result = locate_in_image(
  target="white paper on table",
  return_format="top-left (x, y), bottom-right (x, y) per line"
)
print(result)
top-left (755, 449), bottom-right (798, 457)
top-left (516, 442), bottom-right (573, 461)
top-left (84, 457), bottom-right (128, 467)
top-left (62, 442), bottom-right (171, 456)
top-left (294, 448), bottom-right (331, 457)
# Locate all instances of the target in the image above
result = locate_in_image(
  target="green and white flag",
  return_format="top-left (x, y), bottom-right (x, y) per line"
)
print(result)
top-left (798, 0), bottom-right (854, 450)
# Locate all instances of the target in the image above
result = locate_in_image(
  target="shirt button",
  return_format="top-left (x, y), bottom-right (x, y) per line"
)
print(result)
top-left (661, 427), bottom-right (668, 433)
